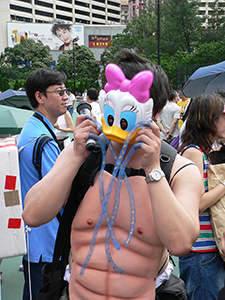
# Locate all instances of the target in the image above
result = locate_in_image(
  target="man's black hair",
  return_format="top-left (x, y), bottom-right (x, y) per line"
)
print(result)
top-left (87, 88), bottom-right (98, 101)
top-left (169, 90), bottom-right (178, 101)
top-left (116, 50), bottom-right (170, 117)
top-left (214, 89), bottom-right (225, 99)
top-left (25, 68), bottom-right (67, 108)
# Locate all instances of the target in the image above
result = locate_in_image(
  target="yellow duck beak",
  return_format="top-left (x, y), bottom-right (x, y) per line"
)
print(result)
top-left (102, 118), bottom-right (140, 144)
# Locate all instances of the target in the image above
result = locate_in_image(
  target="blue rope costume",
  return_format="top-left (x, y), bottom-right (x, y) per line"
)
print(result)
top-left (80, 116), bottom-right (152, 276)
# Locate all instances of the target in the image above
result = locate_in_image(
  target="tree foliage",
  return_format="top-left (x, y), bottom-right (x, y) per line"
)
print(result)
top-left (0, 39), bottom-right (53, 90)
top-left (55, 45), bottom-right (100, 92)
top-left (101, 0), bottom-right (225, 89)
top-left (161, 0), bottom-right (202, 54)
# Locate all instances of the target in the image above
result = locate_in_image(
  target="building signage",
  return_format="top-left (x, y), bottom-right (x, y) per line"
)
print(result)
top-left (7, 22), bottom-right (84, 50)
top-left (89, 35), bottom-right (112, 48)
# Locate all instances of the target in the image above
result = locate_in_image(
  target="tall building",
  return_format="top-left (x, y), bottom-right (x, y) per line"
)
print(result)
top-left (128, 0), bottom-right (225, 25)
top-left (121, 0), bottom-right (129, 25)
top-left (0, 0), bottom-right (121, 53)
top-left (2, 0), bottom-right (121, 24)
top-left (128, 0), bottom-right (149, 22)
top-left (198, 0), bottom-right (225, 27)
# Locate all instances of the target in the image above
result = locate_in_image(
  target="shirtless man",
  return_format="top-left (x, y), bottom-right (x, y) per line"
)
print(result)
top-left (22, 50), bottom-right (201, 300)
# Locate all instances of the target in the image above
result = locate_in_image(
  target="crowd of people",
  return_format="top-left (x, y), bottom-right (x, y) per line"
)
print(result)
top-left (1, 49), bottom-right (225, 300)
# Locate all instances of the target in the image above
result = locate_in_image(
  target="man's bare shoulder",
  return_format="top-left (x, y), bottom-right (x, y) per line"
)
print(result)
top-left (170, 154), bottom-right (200, 185)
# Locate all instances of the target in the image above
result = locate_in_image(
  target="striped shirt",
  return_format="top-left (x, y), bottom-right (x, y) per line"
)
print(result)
top-left (180, 144), bottom-right (217, 252)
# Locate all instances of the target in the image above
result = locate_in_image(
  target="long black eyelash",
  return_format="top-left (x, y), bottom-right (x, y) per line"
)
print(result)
top-left (104, 94), bottom-right (110, 103)
top-left (130, 103), bottom-right (139, 114)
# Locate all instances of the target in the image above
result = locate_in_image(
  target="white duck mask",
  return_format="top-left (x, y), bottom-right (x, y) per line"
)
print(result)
top-left (99, 63), bottom-right (154, 144)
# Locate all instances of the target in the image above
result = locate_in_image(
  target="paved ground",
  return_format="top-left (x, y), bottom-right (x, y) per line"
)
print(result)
top-left (0, 256), bottom-right (23, 300)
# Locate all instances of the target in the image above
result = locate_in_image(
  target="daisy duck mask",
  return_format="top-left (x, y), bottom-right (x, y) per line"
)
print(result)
top-left (99, 63), bottom-right (154, 144)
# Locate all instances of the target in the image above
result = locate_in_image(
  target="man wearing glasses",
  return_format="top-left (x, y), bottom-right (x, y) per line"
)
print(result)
top-left (18, 68), bottom-right (69, 300)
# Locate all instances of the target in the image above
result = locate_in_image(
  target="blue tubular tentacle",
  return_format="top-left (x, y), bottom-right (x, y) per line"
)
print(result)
top-left (103, 121), bottom-right (151, 269)
top-left (85, 114), bottom-right (102, 131)
top-left (105, 230), bottom-right (125, 275)
top-left (80, 120), bottom-right (152, 276)
top-left (80, 133), bottom-right (121, 277)
top-left (109, 121), bottom-right (151, 247)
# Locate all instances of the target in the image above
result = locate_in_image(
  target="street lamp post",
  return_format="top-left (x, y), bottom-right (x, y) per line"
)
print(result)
top-left (157, 0), bottom-right (161, 65)
top-left (72, 36), bottom-right (79, 95)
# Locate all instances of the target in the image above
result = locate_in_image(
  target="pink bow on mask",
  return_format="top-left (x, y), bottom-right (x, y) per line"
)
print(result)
top-left (104, 63), bottom-right (154, 104)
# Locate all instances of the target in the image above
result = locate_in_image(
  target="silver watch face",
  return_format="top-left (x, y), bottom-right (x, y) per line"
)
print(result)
top-left (152, 170), bottom-right (162, 181)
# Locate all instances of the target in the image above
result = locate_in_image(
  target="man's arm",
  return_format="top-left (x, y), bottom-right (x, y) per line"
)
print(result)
top-left (168, 118), bottom-right (179, 136)
top-left (156, 119), bottom-right (169, 136)
top-left (54, 111), bottom-right (74, 133)
top-left (22, 115), bottom-right (100, 227)
top-left (135, 122), bottom-right (201, 256)
top-left (72, 94), bottom-right (76, 107)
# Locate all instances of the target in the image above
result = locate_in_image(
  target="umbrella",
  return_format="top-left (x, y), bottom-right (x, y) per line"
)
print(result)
top-left (182, 61), bottom-right (225, 98)
top-left (0, 105), bottom-right (33, 135)
top-left (0, 89), bottom-right (33, 110)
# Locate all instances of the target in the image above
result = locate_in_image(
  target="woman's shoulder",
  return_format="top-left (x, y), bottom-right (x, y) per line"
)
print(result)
top-left (180, 144), bottom-right (204, 155)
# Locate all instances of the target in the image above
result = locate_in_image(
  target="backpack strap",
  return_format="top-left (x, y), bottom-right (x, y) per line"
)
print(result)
top-left (51, 150), bottom-right (102, 279)
top-left (160, 140), bottom-right (177, 183)
top-left (32, 134), bottom-right (53, 180)
top-left (32, 134), bottom-right (62, 223)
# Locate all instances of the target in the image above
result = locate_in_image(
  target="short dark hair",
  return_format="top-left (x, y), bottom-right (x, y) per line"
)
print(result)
top-left (51, 24), bottom-right (72, 36)
top-left (87, 88), bottom-right (98, 101)
top-left (214, 89), bottom-right (225, 99)
top-left (116, 50), bottom-right (170, 118)
top-left (169, 90), bottom-right (178, 101)
top-left (25, 68), bottom-right (67, 108)
top-left (67, 88), bottom-right (72, 93)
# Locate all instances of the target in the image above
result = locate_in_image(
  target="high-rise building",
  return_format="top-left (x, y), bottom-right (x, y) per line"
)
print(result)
top-left (121, 0), bottom-right (129, 25)
top-left (2, 0), bottom-right (121, 25)
top-left (0, 0), bottom-right (122, 55)
top-left (128, 0), bottom-right (225, 25)
top-left (198, 0), bottom-right (225, 27)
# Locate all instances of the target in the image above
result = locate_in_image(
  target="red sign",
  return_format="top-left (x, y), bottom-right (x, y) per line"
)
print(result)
top-left (89, 35), bottom-right (112, 48)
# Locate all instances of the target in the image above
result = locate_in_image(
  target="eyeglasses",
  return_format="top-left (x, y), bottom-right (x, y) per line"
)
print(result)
top-left (44, 88), bottom-right (70, 97)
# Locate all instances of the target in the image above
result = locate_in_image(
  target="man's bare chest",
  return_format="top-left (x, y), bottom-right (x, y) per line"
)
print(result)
top-left (72, 171), bottom-right (160, 246)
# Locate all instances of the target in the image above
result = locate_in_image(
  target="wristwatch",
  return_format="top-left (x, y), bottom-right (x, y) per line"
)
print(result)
top-left (145, 169), bottom-right (165, 183)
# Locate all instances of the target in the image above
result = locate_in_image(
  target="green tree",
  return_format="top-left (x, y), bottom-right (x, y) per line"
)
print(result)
top-left (0, 77), bottom-right (10, 92)
top-left (160, 0), bottom-right (202, 54)
top-left (0, 39), bottom-right (53, 82)
top-left (122, 2), bottom-right (158, 57)
top-left (55, 45), bottom-right (100, 90)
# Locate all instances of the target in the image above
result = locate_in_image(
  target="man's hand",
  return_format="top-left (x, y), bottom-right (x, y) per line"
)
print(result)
top-left (54, 122), bottom-right (59, 129)
top-left (135, 121), bottom-right (161, 175)
top-left (73, 115), bottom-right (101, 162)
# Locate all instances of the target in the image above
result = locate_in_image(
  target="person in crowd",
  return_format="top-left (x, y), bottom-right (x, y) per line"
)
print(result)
top-left (82, 89), bottom-right (87, 101)
top-left (67, 88), bottom-right (76, 118)
top-left (18, 68), bottom-right (69, 300)
top-left (51, 23), bottom-right (74, 51)
top-left (178, 93), bottom-right (225, 300)
top-left (177, 91), bottom-right (190, 130)
top-left (86, 88), bottom-right (102, 125)
top-left (157, 90), bottom-right (181, 143)
top-left (22, 50), bottom-right (201, 300)
top-left (54, 110), bottom-right (74, 151)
